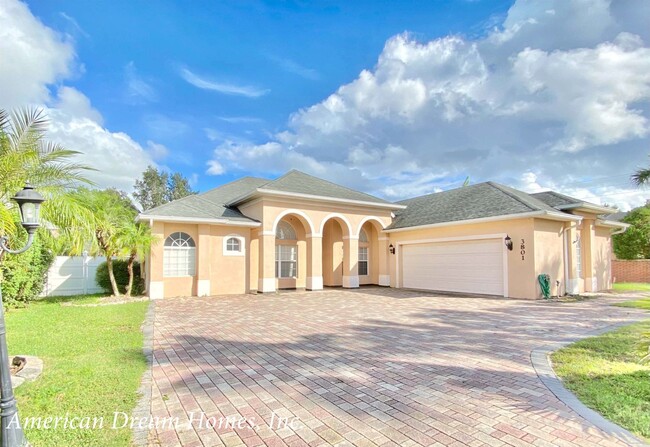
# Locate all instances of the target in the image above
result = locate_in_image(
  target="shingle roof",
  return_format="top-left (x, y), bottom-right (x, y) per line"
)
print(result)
top-left (141, 176), bottom-right (268, 222)
top-left (254, 170), bottom-right (394, 205)
top-left (387, 182), bottom-right (559, 230)
top-left (606, 211), bottom-right (628, 222)
top-left (530, 191), bottom-right (583, 208)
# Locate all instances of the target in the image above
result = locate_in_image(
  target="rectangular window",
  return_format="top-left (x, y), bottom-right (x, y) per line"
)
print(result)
top-left (575, 238), bottom-right (582, 278)
top-left (163, 247), bottom-right (196, 277)
top-left (359, 247), bottom-right (369, 276)
top-left (275, 245), bottom-right (297, 278)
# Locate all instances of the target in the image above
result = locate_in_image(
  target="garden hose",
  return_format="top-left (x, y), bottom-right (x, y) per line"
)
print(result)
top-left (538, 274), bottom-right (551, 299)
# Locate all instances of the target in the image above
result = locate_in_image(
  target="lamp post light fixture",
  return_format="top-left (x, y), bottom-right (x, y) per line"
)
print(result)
top-left (388, 244), bottom-right (395, 255)
top-left (504, 235), bottom-right (513, 251)
top-left (0, 183), bottom-right (45, 447)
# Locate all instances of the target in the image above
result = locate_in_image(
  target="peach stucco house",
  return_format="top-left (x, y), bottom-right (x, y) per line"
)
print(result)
top-left (137, 170), bottom-right (628, 300)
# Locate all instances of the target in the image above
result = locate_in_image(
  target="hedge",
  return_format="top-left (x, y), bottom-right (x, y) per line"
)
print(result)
top-left (0, 231), bottom-right (54, 308)
top-left (95, 259), bottom-right (144, 295)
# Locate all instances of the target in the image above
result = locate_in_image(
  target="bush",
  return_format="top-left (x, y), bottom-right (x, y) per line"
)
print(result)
top-left (95, 259), bottom-right (144, 295)
top-left (0, 230), bottom-right (55, 308)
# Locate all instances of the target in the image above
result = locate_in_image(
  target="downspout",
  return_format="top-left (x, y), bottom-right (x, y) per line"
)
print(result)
top-left (611, 227), bottom-right (626, 235)
top-left (562, 224), bottom-right (571, 296)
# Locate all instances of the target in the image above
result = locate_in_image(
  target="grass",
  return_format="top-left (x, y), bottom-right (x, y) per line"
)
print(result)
top-left (551, 309), bottom-right (650, 440)
top-left (37, 293), bottom-right (105, 305)
top-left (613, 282), bottom-right (650, 292)
top-left (6, 296), bottom-right (149, 447)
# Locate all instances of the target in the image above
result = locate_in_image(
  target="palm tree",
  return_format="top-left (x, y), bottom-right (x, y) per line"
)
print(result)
top-left (116, 221), bottom-right (157, 296)
top-left (0, 108), bottom-right (95, 250)
top-left (632, 163), bottom-right (650, 186)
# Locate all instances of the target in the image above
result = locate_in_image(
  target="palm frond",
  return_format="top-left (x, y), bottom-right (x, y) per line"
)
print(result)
top-left (632, 167), bottom-right (650, 187)
top-left (8, 108), bottom-right (48, 154)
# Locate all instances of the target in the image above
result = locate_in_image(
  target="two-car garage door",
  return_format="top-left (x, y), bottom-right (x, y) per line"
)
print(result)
top-left (401, 238), bottom-right (505, 296)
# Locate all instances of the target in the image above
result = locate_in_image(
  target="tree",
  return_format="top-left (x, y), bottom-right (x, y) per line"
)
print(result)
top-left (0, 108), bottom-right (94, 258)
top-left (632, 156), bottom-right (650, 186)
top-left (75, 188), bottom-right (137, 296)
top-left (133, 165), bottom-right (196, 211)
top-left (116, 221), bottom-right (157, 296)
top-left (613, 205), bottom-right (650, 259)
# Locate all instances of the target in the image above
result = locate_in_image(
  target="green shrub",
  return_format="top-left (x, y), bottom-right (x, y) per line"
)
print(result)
top-left (95, 259), bottom-right (144, 295)
top-left (0, 230), bottom-right (55, 308)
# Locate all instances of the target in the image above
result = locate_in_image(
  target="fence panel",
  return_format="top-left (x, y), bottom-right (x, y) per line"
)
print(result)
top-left (41, 254), bottom-right (106, 297)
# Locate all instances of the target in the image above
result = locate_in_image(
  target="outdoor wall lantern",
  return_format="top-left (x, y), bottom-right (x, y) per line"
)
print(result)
top-left (0, 183), bottom-right (45, 447)
top-left (389, 244), bottom-right (395, 254)
top-left (504, 235), bottom-right (513, 251)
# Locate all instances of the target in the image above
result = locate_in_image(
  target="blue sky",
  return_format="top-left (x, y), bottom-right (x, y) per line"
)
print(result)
top-left (2, 0), bottom-right (650, 209)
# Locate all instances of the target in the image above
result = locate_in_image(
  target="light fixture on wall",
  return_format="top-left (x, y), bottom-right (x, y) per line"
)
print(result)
top-left (389, 244), bottom-right (395, 254)
top-left (504, 235), bottom-right (513, 251)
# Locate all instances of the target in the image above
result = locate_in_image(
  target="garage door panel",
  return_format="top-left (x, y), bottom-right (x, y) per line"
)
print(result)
top-left (401, 239), bottom-right (504, 296)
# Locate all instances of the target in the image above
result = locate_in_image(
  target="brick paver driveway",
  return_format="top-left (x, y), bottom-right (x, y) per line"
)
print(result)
top-left (147, 288), bottom-right (648, 447)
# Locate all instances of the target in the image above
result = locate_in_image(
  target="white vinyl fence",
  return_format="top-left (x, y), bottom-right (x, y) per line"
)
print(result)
top-left (41, 253), bottom-right (106, 297)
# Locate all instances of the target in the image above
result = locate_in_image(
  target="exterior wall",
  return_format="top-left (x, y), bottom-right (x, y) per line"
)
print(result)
top-left (613, 260), bottom-right (650, 283)
top-left (147, 221), bottom-right (253, 298)
top-left (388, 218), bottom-right (536, 299)
top-left (593, 226), bottom-right (613, 290)
top-left (533, 220), bottom-right (565, 297)
top-left (322, 219), bottom-right (344, 286)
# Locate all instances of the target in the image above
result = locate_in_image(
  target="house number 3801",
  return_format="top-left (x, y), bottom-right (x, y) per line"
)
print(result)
top-left (520, 239), bottom-right (526, 260)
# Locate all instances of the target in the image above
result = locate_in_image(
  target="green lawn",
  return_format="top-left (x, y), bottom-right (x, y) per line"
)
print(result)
top-left (6, 296), bottom-right (149, 447)
top-left (613, 282), bottom-right (650, 292)
top-left (551, 316), bottom-right (650, 440)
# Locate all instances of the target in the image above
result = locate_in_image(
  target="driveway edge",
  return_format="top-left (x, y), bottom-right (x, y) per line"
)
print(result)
top-left (531, 321), bottom-right (648, 447)
top-left (132, 300), bottom-right (155, 447)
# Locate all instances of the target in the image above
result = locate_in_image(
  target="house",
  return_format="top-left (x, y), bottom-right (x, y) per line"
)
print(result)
top-left (137, 170), bottom-right (629, 299)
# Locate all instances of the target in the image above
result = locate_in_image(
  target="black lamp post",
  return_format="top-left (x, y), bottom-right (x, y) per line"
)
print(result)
top-left (0, 183), bottom-right (45, 447)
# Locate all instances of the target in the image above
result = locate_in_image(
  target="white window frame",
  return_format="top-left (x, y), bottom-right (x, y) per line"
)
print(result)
top-left (358, 246), bottom-right (369, 276)
top-left (163, 232), bottom-right (196, 277)
top-left (575, 237), bottom-right (582, 278)
top-left (276, 245), bottom-right (298, 278)
top-left (223, 235), bottom-right (245, 257)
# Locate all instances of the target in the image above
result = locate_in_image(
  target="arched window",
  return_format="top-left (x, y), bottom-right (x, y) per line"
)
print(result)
top-left (276, 221), bottom-right (296, 240)
top-left (359, 229), bottom-right (369, 243)
top-left (226, 237), bottom-right (241, 252)
top-left (275, 221), bottom-right (297, 278)
top-left (163, 232), bottom-right (196, 277)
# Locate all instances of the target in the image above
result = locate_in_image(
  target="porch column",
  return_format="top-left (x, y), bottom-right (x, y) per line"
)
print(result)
top-left (197, 224), bottom-right (211, 296)
top-left (307, 235), bottom-right (323, 290)
top-left (342, 236), bottom-right (359, 288)
top-left (258, 232), bottom-right (276, 293)
top-left (149, 221), bottom-right (164, 299)
top-left (583, 220), bottom-right (596, 292)
top-left (378, 236), bottom-right (390, 286)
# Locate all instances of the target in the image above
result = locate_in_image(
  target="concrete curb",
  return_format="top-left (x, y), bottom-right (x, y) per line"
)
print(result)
top-left (531, 322), bottom-right (649, 447)
top-left (132, 300), bottom-right (155, 447)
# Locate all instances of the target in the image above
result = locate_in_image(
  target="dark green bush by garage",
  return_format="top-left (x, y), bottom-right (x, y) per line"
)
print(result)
top-left (95, 260), bottom-right (144, 295)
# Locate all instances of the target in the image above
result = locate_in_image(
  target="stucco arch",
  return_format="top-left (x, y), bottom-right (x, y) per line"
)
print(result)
top-left (356, 216), bottom-right (388, 237)
top-left (272, 209), bottom-right (316, 235)
top-left (319, 213), bottom-right (353, 238)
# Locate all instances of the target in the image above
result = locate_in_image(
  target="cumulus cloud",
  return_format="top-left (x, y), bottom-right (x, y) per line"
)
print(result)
top-left (0, 0), bottom-right (157, 192)
top-left (179, 67), bottom-right (269, 98)
top-left (208, 0), bottom-right (650, 210)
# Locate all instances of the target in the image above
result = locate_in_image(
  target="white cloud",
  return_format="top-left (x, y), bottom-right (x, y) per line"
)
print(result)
top-left (206, 160), bottom-right (225, 176)
top-left (0, 0), bottom-right (157, 192)
top-left (124, 61), bottom-right (157, 103)
top-left (268, 55), bottom-right (320, 80)
top-left (0, 0), bottom-right (76, 108)
top-left (179, 67), bottom-right (269, 98)
top-left (207, 0), bottom-right (650, 210)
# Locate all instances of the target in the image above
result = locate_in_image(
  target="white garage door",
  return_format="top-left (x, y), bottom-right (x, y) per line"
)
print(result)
top-left (401, 238), bottom-right (505, 296)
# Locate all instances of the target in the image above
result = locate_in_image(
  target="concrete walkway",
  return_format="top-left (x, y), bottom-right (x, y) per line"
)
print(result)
top-left (146, 288), bottom-right (648, 447)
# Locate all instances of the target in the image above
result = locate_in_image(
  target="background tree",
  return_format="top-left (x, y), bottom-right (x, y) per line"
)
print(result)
top-left (613, 205), bottom-right (650, 259)
top-left (632, 156), bottom-right (650, 186)
top-left (133, 165), bottom-right (196, 211)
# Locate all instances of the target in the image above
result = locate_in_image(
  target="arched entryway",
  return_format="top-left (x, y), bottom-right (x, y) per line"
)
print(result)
top-left (273, 213), bottom-right (311, 290)
top-left (358, 219), bottom-right (384, 285)
top-left (321, 214), bottom-right (354, 287)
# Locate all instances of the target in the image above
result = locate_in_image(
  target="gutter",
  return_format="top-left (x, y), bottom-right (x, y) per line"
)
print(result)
top-left (596, 219), bottom-right (630, 235)
top-left (555, 202), bottom-right (618, 214)
top-left (136, 214), bottom-right (261, 227)
top-left (384, 210), bottom-right (582, 233)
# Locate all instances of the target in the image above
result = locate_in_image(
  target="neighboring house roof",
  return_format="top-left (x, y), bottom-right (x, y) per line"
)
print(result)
top-left (138, 176), bottom-right (268, 225)
top-left (530, 190), bottom-right (616, 214)
top-left (387, 182), bottom-right (578, 231)
top-left (605, 211), bottom-right (628, 222)
top-left (228, 170), bottom-right (402, 208)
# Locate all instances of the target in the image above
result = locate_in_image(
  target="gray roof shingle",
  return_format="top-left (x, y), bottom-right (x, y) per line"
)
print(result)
top-left (141, 176), bottom-right (268, 222)
top-left (255, 170), bottom-right (394, 205)
top-left (530, 191), bottom-right (582, 208)
top-left (387, 182), bottom-right (559, 230)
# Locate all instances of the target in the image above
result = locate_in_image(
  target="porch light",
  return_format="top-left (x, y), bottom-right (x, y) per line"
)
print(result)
top-left (504, 235), bottom-right (513, 251)
top-left (12, 183), bottom-right (45, 234)
top-left (389, 244), bottom-right (395, 254)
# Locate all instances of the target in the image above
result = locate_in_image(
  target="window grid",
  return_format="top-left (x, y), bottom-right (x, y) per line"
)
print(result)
top-left (276, 245), bottom-right (297, 278)
top-left (359, 246), bottom-right (369, 276)
top-left (163, 232), bottom-right (196, 277)
top-left (575, 237), bottom-right (582, 278)
top-left (226, 237), bottom-right (241, 252)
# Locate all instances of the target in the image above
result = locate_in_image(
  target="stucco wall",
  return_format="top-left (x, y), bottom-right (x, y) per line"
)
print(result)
top-left (533, 219), bottom-right (565, 297)
top-left (387, 218), bottom-right (537, 299)
top-left (593, 226), bottom-right (613, 290)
